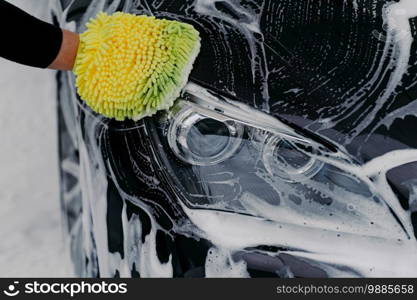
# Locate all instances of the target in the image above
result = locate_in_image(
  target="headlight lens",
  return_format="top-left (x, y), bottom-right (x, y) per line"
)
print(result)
top-left (146, 84), bottom-right (400, 236)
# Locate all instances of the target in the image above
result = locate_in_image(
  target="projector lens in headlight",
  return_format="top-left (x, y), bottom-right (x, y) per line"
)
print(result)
top-left (262, 134), bottom-right (324, 182)
top-left (167, 105), bottom-right (244, 166)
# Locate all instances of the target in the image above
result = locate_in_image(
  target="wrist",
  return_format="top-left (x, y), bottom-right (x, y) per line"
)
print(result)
top-left (48, 29), bottom-right (79, 70)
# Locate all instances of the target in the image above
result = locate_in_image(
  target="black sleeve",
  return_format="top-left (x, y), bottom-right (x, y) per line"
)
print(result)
top-left (0, 0), bottom-right (63, 68)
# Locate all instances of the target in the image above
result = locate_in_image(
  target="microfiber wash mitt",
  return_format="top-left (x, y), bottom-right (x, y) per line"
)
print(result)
top-left (73, 12), bottom-right (201, 121)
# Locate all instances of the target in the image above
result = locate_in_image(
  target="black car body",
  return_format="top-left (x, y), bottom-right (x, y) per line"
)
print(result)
top-left (54, 0), bottom-right (417, 277)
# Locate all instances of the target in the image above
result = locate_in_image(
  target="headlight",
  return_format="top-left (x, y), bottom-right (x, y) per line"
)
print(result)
top-left (146, 83), bottom-right (401, 236)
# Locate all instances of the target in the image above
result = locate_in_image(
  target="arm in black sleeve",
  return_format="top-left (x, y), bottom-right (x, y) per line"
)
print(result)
top-left (0, 0), bottom-right (63, 68)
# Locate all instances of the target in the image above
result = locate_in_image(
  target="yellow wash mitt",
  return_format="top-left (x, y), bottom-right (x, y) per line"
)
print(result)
top-left (73, 12), bottom-right (201, 121)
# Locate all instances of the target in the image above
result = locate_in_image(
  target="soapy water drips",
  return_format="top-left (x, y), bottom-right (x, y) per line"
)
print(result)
top-left (56, 0), bottom-right (417, 277)
top-left (317, 0), bottom-right (417, 144)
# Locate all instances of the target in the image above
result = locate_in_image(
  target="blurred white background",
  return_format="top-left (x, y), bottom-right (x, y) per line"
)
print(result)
top-left (0, 0), bottom-right (71, 276)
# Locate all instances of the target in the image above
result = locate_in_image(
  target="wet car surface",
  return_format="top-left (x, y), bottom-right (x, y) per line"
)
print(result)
top-left (55, 0), bottom-right (417, 277)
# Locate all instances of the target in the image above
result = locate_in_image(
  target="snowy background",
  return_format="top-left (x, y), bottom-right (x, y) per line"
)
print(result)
top-left (0, 0), bottom-right (72, 277)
